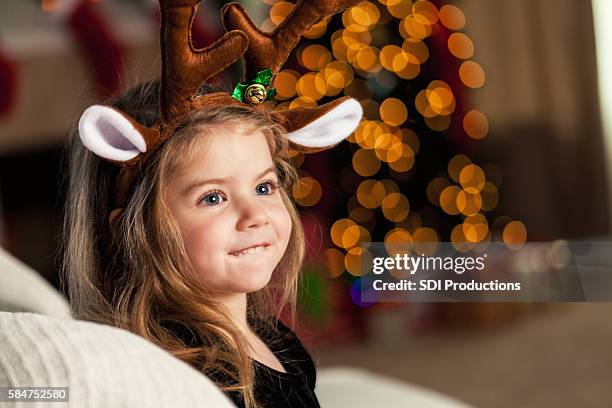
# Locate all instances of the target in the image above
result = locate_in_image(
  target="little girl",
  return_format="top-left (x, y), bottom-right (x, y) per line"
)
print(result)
top-left (61, 0), bottom-right (361, 407)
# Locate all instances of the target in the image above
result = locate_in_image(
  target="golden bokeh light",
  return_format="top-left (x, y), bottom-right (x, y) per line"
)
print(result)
top-left (353, 2), bottom-right (381, 27)
top-left (412, 227), bottom-right (440, 255)
top-left (401, 14), bottom-right (433, 40)
top-left (413, 0), bottom-right (439, 25)
top-left (323, 248), bottom-right (346, 278)
top-left (426, 80), bottom-right (455, 115)
top-left (341, 28), bottom-right (373, 47)
top-left (402, 38), bottom-right (430, 64)
top-left (459, 164), bottom-right (486, 193)
top-left (322, 61), bottom-right (354, 95)
top-left (382, 193), bottom-right (410, 222)
top-left (385, 227), bottom-right (413, 256)
top-left (347, 45), bottom-right (381, 72)
top-left (353, 148), bottom-right (382, 176)
top-left (331, 218), bottom-right (357, 248)
top-left (462, 213), bottom-right (489, 243)
top-left (343, 2), bottom-right (381, 32)
top-left (299, 44), bottom-right (332, 71)
top-left (274, 70), bottom-right (299, 100)
top-left (503, 221), bottom-right (527, 250)
top-left (380, 45), bottom-right (403, 72)
top-left (447, 154), bottom-right (472, 183)
top-left (342, 7), bottom-right (368, 33)
top-left (459, 60), bottom-right (486, 88)
top-left (357, 179), bottom-right (387, 208)
top-left (451, 224), bottom-right (475, 253)
top-left (426, 88), bottom-right (455, 115)
top-left (439, 4), bottom-right (466, 30)
top-left (373, 130), bottom-right (400, 162)
top-left (380, 178), bottom-right (400, 195)
top-left (342, 224), bottom-right (372, 249)
top-left (378, 138), bottom-right (404, 163)
top-left (345, 247), bottom-right (373, 276)
top-left (380, 98), bottom-right (408, 126)
top-left (439, 185), bottom-right (461, 215)
top-left (354, 120), bottom-right (381, 149)
top-left (447, 33), bottom-right (474, 60)
top-left (269, 2), bottom-right (294, 26)
top-left (395, 61), bottom-right (421, 80)
top-left (388, 144), bottom-right (415, 172)
top-left (292, 176), bottom-right (323, 207)
top-left (393, 51), bottom-right (415, 73)
top-left (346, 41), bottom-right (366, 63)
top-left (332, 37), bottom-right (350, 61)
top-left (304, 16), bottom-right (330, 39)
top-left (331, 29), bottom-right (372, 61)
top-left (387, 0), bottom-right (414, 19)
top-left (463, 110), bottom-right (489, 139)
top-left (296, 72), bottom-right (327, 101)
top-left (415, 90), bottom-right (437, 118)
top-left (456, 190), bottom-right (483, 216)
top-left (415, 80), bottom-right (456, 119)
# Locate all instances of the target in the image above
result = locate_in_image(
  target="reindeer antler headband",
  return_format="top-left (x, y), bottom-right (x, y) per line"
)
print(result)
top-left (78, 0), bottom-right (363, 207)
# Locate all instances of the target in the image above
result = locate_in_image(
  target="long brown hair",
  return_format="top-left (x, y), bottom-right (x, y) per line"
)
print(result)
top-left (60, 80), bottom-right (305, 407)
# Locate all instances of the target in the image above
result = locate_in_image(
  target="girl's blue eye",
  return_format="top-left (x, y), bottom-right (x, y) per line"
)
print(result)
top-left (201, 192), bottom-right (225, 206)
top-left (256, 181), bottom-right (278, 196)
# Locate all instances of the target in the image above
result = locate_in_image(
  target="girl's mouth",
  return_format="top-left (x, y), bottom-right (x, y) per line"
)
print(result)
top-left (229, 243), bottom-right (271, 256)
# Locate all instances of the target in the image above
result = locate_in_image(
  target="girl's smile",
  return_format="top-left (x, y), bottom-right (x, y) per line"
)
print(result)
top-left (229, 242), bottom-right (271, 256)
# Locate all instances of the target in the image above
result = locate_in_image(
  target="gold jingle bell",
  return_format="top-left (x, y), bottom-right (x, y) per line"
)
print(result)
top-left (244, 83), bottom-right (267, 105)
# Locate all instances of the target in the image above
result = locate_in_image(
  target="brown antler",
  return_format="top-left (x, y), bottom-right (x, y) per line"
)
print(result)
top-left (159, 0), bottom-right (248, 125)
top-left (222, 0), bottom-right (363, 83)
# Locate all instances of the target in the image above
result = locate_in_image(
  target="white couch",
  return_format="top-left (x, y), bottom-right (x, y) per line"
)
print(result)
top-left (0, 246), bottom-right (473, 408)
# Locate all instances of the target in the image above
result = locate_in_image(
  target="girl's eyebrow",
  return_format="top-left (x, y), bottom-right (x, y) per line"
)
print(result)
top-left (182, 165), bottom-right (277, 195)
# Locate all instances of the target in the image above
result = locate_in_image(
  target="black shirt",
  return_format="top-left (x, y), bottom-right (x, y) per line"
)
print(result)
top-left (169, 319), bottom-right (321, 408)
top-left (244, 319), bottom-right (321, 408)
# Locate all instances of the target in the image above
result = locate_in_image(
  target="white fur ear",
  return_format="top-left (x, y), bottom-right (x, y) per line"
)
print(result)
top-left (286, 98), bottom-right (363, 148)
top-left (78, 105), bottom-right (148, 162)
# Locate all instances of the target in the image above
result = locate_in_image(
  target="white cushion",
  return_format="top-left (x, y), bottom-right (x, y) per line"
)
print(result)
top-left (0, 312), bottom-right (236, 408)
top-left (316, 367), bottom-right (474, 408)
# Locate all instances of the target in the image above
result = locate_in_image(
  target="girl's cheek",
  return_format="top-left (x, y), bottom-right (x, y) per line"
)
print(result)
top-left (274, 204), bottom-right (293, 238)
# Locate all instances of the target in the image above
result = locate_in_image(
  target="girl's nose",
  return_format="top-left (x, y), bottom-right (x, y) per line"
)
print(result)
top-left (236, 198), bottom-right (270, 230)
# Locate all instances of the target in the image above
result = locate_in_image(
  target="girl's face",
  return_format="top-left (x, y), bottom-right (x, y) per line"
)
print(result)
top-left (165, 126), bottom-right (293, 297)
